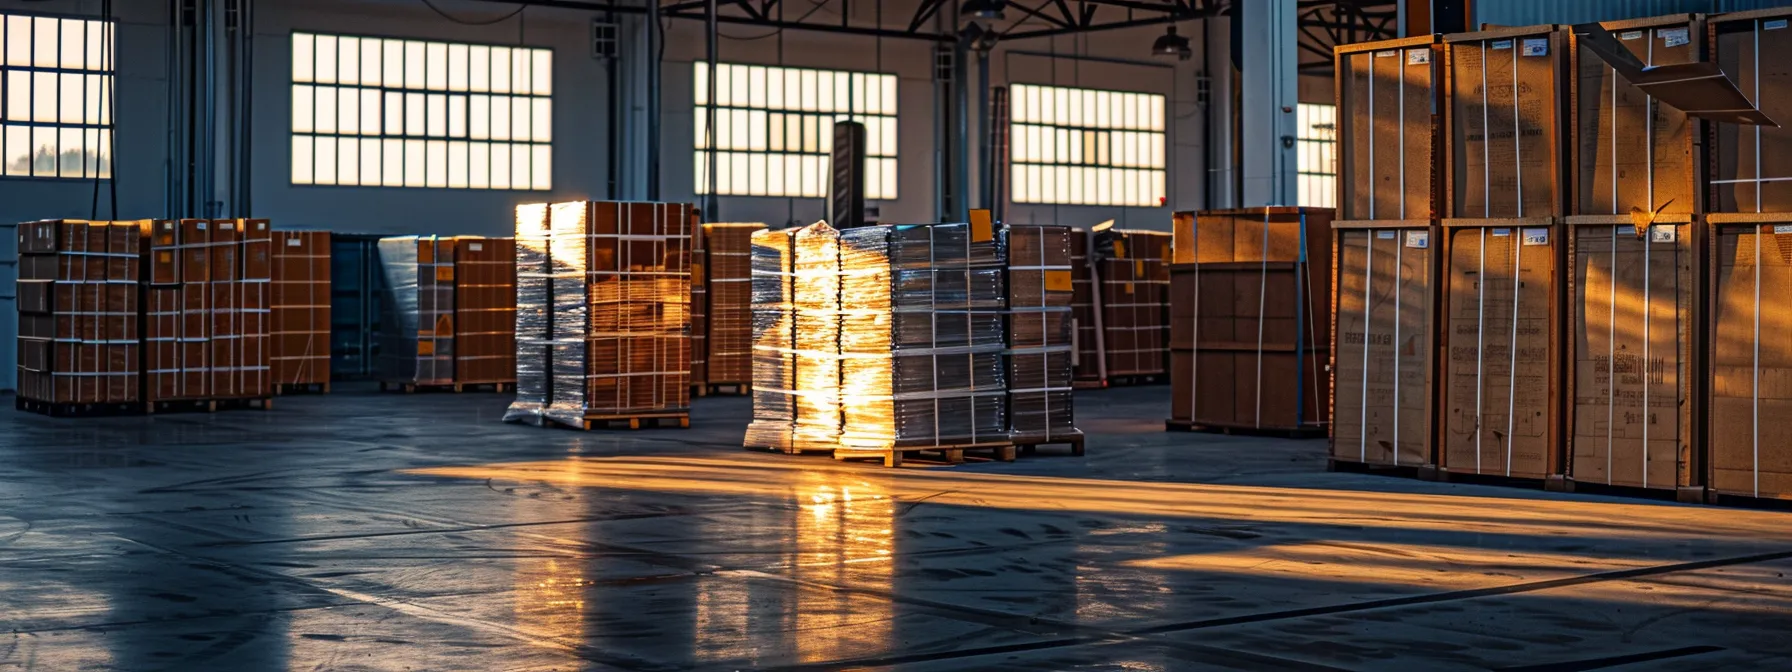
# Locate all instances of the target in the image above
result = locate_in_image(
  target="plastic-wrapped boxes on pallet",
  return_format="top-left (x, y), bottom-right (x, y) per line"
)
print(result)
top-left (1004, 224), bottom-right (1080, 446)
top-left (455, 237), bottom-right (517, 386)
top-left (703, 223), bottom-right (765, 388)
top-left (271, 231), bottom-right (332, 391)
top-left (1093, 225), bottom-right (1170, 380)
top-left (1169, 207), bottom-right (1333, 434)
top-left (16, 220), bottom-right (140, 409)
top-left (510, 205), bottom-right (552, 420)
top-left (505, 201), bottom-right (693, 429)
top-left (377, 236), bottom-right (457, 388)
top-left (1329, 34), bottom-right (1443, 467)
top-left (743, 228), bottom-right (798, 450)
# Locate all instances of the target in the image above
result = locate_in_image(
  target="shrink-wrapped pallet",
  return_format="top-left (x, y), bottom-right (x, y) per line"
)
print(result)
top-left (505, 204), bottom-right (552, 423)
top-left (743, 228), bottom-right (799, 449)
top-left (377, 236), bottom-right (457, 387)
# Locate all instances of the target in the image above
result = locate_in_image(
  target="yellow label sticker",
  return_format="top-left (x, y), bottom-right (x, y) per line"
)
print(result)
top-left (969, 209), bottom-right (993, 242)
top-left (418, 340), bottom-right (435, 355)
top-left (692, 261), bottom-right (705, 283)
top-left (1044, 270), bottom-right (1073, 292)
top-left (158, 252), bottom-right (173, 264)
top-left (1135, 259), bottom-right (1146, 276)
top-left (1124, 282), bottom-right (1134, 294)
top-left (436, 265), bottom-right (455, 282)
top-left (1114, 240), bottom-right (1127, 259)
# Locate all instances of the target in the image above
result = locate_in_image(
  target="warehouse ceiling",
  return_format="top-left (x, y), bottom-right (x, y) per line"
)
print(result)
top-left (458, 0), bottom-right (1397, 49)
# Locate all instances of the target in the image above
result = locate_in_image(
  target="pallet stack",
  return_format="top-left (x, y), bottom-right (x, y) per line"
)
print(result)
top-left (377, 236), bottom-right (457, 391)
top-left (16, 220), bottom-right (141, 415)
top-left (271, 231), bottom-right (331, 394)
top-left (454, 237), bottom-right (517, 391)
top-left (505, 201), bottom-right (694, 431)
top-left (700, 223), bottom-right (764, 396)
top-left (742, 227), bottom-right (799, 450)
top-left (1170, 207), bottom-right (1333, 436)
top-left (1093, 225), bottom-right (1170, 385)
top-left (689, 217), bottom-right (708, 391)
top-left (1068, 230), bottom-right (1106, 386)
top-left (1004, 223), bottom-right (1083, 455)
top-left (143, 219), bottom-right (272, 412)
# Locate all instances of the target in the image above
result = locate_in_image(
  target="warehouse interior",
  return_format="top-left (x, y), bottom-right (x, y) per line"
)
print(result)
top-left (6, 0), bottom-right (1792, 670)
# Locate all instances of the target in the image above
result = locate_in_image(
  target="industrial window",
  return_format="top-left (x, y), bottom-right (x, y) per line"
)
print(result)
top-left (290, 32), bottom-right (552, 190)
top-left (1009, 83), bottom-right (1165, 207)
top-left (693, 62), bottom-right (899, 200)
top-left (0, 13), bottom-right (115, 179)
top-left (1297, 103), bottom-right (1337, 208)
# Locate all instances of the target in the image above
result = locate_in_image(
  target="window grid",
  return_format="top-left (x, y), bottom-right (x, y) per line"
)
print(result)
top-left (290, 32), bottom-right (552, 190)
top-left (0, 13), bottom-right (115, 180)
top-left (694, 62), bottom-right (898, 200)
top-left (1297, 103), bottom-right (1337, 209)
top-left (1009, 83), bottom-right (1164, 207)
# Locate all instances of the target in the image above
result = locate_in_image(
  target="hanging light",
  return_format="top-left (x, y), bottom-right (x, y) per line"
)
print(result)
top-left (963, 0), bottom-right (1007, 21)
top-left (1152, 25), bottom-right (1192, 60)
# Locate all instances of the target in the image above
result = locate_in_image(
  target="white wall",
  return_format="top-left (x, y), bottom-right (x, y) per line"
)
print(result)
top-left (251, 0), bottom-right (614, 237)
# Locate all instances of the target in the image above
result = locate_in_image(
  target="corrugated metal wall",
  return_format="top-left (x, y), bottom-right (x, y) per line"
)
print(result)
top-left (1473, 0), bottom-right (1787, 27)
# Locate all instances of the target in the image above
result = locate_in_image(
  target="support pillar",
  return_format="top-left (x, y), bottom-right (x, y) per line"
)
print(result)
top-left (1238, 0), bottom-right (1297, 207)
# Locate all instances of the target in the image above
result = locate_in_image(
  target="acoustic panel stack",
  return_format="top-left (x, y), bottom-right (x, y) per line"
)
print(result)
top-left (377, 236), bottom-right (457, 389)
top-left (1004, 224), bottom-right (1081, 451)
top-left (507, 201), bottom-right (693, 430)
top-left (454, 236), bottom-right (517, 387)
top-left (16, 220), bottom-right (140, 412)
top-left (1330, 35), bottom-right (1444, 469)
top-left (271, 231), bottom-right (332, 393)
top-left (835, 222), bottom-right (1009, 455)
top-left (1093, 226), bottom-right (1170, 382)
top-left (702, 223), bottom-right (764, 391)
top-left (1170, 207), bottom-right (1334, 435)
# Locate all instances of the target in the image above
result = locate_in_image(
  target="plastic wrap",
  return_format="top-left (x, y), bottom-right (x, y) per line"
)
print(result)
top-left (377, 236), bottom-right (456, 386)
top-left (544, 202), bottom-right (593, 427)
top-left (504, 204), bottom-right (552, 424)
top-left (837, 223), bottom-right (1008, 449)
top-left (791, 222), bottom-right (844, 448)
top-left (743, 228), bottom-right (798, 449)
top-left (1004, 224), bottom-right (1081, 443)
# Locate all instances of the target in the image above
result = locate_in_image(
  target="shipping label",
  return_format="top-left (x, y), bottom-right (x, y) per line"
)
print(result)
top-left (1376, 50), bottom-right (1397, 58)
top-left (286, 238), bottom-right (301, 247)
top-left (1768, 19), bottom-right (1788, 31)
top-left (1406, 231), bottom-right (1429, 249)
top-left (1491, 39), bottom-right (1513, 50)
top-left (1492, 228), bottom-right (1511, 237)
top-left (1774, 224), bottom-right (1792, 235)
top-left (1621, 30), bottom-right (1643, 40)
top-left (1377, 230), bottom-right (1396, 239)
top-left (1618, 225), bottom-right (1637, 236)
top-left (1650, 226), bottom-right (1677, 243)
top-left (1407, 49), bottom-right (1430, 65)
top-left (1522, 38), bottom-right (1548, 56)
top-left (1522, 228), bottom-right (1549, 246)
top-left (1659, 27), bottom-right (1689, 48)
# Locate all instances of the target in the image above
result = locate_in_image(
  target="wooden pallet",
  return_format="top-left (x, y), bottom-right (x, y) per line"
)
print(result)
top-left (1070, 379), bottom-right (1108, 390)
top-left (379, 381), bottom-right (513, 394)
top-left (1424, 470), bottom-right (1558, 492)
top-left (1705, 491), bottom-right (1792, 510)
top-left (16, 397), bottom-right (144, 418)
top-left (706, 382), bottom-right (750, 396)
top-left (578, 412), bottom-right (691, 431)
top-left (146, 397), bottom-right (273, 414)
top-left (831, 441), bottom-right (1016, 468)
top-left (1104, 374), bottom-right (1166, 387)
top-left (1014, 433), bottom-right (1087, 457)
top-left (1165, 419), bottom-right (1326, 439)
top-left (273, 382), bottom-right (331, 396)
top-left (1559, 479), bottom-right (1703, 504)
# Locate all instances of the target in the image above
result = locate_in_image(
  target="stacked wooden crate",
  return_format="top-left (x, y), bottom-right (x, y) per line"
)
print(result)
top-left (1328, 35), bottom-right (1444, 469)
top-left (1068, 230), bottom-right (1106, 386)
top-left (143, 218), bottom-right (272, 412)
top-left (701, 223), bottom-right (764, 395)
top-left (16, 220), bottom-right (140, 415)
top-left (1705, 7), bottom-right (1792, 503)
top-left (271, 231), bottom-right (332, 394)
top-left (1437, 25), bottom-right (1568, 480)
top-left (505, 201), bottom-right (694, 431)
top-left (690, 218), bottom-right (708, 391)
top-left (1170, 207), bottom-right (1333, 435)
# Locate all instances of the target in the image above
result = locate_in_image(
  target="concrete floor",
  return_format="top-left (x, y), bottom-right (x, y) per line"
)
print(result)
top-left (2, 386), bottom-right (1791, 671)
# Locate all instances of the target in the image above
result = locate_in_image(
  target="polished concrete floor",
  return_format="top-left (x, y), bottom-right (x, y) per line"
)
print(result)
top-left (2, 385), bottom-right (1791, 671)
